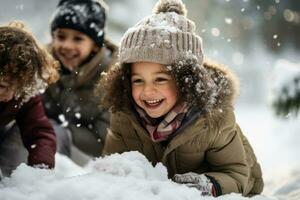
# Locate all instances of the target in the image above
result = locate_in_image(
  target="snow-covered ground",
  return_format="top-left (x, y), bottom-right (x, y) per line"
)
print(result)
top-left (236, 104), bottom-right (300, 200)
top-left (0, 103), bottom-right (299, 200)
top-left (0, 152), bottom-right (279, 200)
top-left (1, 1), bottom-right (299, 199)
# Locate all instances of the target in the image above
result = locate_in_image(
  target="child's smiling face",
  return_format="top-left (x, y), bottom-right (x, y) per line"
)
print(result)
top-left (0, 78), bottom-right (17, 102)
top-left (52, 28), bottom-right (99, 71)
top-left (131, 62), bottom-right (178, 118)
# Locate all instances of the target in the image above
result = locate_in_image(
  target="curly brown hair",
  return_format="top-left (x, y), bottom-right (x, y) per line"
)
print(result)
top-left (96, 57), bottom-right (219, 113)
top-left (0, 21), bottom-right (59, 103)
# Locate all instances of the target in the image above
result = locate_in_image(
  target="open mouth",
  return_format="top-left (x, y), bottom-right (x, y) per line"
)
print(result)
top-left (57, 49), bottom-right (78, 60)
top-left (61, 53), bottom-right (77, 60)
top-left (143, 99), bottom-right (164, 108)
top-left (58, 52), bottom-right (79, 69)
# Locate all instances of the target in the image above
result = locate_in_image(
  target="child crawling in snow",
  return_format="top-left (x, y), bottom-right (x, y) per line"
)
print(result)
top-left (98, 0), bottom-right (264, 197)
top-left (0, 21), bottom-right (59, 177)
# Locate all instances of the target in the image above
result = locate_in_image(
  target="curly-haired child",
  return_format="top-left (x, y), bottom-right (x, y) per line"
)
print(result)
top-left (98, 0), bottom-right (264, 197)
top-left (0, 21), bottom-right (59, 177)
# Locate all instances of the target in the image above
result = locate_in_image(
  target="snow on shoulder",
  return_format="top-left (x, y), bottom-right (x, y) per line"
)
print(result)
top-left (0, 152), bottom-right (277, 200)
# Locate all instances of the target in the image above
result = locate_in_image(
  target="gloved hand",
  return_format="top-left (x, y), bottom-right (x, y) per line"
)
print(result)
top-left (172, 172), bottom-right (216, 196)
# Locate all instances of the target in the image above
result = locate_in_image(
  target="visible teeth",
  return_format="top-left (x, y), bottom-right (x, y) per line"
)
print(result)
top-left (63, 54), bottom-right (75, 59)
top-left (145, 99), bottom-right (161, 104)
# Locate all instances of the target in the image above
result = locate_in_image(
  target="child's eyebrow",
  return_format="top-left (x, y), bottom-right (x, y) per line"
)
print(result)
top-left (155, 71), bottom-right (170, 75)
top-left (131, 71), bottom-right (169, 76)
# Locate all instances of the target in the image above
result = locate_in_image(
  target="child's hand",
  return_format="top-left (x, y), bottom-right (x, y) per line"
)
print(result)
top-left (32, 164), bottom-right (50, 170)
top-left (172, 172), bottom-right (215, 196)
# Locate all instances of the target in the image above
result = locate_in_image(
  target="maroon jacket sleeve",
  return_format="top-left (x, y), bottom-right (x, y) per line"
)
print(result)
top-left (16, 95), bottom-right (56, 168)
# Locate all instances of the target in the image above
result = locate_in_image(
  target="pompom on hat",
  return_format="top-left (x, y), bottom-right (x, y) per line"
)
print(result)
top-left (119, 0), bottom-right (203, 65)
top-left (50, 0), bottom-right (107, 48)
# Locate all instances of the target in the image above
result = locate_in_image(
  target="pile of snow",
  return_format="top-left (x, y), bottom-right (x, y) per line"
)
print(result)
top-left (0, 152), bottom-right (274, 200)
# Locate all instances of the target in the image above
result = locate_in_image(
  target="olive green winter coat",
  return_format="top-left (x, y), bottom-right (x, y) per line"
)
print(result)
top-left (102, 60), bottom-right (264, 196)
top-left (44, 39), bottom-right (118, 156)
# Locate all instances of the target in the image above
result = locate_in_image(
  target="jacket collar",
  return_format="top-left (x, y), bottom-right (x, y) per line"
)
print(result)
top-left (124, 107), bottom-right (207, 160)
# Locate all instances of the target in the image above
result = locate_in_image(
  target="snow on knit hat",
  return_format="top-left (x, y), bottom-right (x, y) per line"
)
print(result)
top-left (119, 0), bottom-right (203, 65)
top-left (50, 0), bottom-right (107, 48)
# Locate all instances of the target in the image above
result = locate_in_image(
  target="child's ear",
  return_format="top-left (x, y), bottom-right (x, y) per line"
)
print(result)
top-left (93, 45), bottom-right (100, 53)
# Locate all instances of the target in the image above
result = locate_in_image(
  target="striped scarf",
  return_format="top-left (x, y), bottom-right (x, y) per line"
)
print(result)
top-left (135, 102), bottom-right (189, 142)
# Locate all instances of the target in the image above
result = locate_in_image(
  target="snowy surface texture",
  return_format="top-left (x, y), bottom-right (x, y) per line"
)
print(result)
top-left (0, 152), bottom-right (273, 200)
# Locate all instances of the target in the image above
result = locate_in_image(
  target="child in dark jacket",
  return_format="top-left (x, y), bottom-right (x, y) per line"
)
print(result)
top-left (98, 0), bottom-right (263, 197)
top-left (43, 0), bottom-right (118, 165)
top-left (0, 21), bottom-right (59, 177)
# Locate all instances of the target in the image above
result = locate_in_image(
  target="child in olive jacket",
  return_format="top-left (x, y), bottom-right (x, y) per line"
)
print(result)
top-left (98, 0), bottom-right (263, 197)
top-left (0, 21), bottom-right (59, 177)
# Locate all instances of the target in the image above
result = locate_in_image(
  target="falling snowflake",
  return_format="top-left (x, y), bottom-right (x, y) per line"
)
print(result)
top-left (211, 28), bottom-right (220, 37)
top-left (225, 18), bottom-right (232, 24)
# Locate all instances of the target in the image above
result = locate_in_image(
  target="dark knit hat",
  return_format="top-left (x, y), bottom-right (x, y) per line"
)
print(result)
top-left (50, 0), bottom-right (106, 48)
top-left (119, 0), bottom-right (203, 66)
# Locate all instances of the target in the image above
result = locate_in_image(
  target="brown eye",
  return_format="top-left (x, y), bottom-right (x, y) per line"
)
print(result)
top-left (0, 83), bottom-right (8, 89)
top-left (55, 34), bottom-right (66, 41)
top-left (156, 77), bottom-right (167, 82)
top-left (74, 36), bottom-right (84, 42)
top-left (155, 75), bottom-right (171, 84)
top-left (132, 79), bottom-right (143, 84)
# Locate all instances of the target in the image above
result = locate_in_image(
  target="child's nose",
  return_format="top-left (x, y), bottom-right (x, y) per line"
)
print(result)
top-left (143, 84), bottom-right (156, 95)
top-left (61, 39), bottom-right (73, 49)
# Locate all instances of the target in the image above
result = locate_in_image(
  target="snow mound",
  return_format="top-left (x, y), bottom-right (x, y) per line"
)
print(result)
top-left (0, 151), bottom-right (276, 200)
top-left (86, 151), bottom-right (168, 180)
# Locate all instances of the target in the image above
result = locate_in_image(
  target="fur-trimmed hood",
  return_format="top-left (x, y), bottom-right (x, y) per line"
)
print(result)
top-left (200, 58), bottom-right (240, 112)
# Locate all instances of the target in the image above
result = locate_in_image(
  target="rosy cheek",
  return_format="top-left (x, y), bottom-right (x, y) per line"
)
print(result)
top-left (131, 87), bottom-right (140, 103)
top-left (10, 87), bottom-right (17, 95)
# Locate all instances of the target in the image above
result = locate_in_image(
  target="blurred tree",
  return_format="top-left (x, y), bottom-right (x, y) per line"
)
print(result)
top-left (271, 60), bottom-right (300, 117)
top-left (249, 1), bottom-right (300, 116)
top-left (273, 76), bottom-right (300, 116)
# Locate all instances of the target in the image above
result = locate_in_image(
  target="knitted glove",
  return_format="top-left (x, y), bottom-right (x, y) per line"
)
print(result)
top-left (172, 172), bottom-right (216, 196)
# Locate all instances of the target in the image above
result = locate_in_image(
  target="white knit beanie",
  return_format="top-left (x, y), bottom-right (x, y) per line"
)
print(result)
top-left (119, 0), bottom-right (203, 66)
